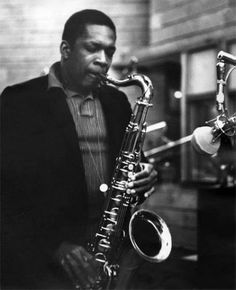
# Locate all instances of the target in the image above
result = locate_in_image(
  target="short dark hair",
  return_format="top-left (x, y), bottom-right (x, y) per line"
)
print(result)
top-left (62, 9), bottom-right (116, 47)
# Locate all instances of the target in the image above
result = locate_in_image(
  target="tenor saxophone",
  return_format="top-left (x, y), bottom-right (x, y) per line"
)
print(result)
top-left (85, 74), bottom-right (172, 290)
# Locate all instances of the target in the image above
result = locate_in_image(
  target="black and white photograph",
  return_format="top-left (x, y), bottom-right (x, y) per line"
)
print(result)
top-left (1, 1), bottom-right (236, 289)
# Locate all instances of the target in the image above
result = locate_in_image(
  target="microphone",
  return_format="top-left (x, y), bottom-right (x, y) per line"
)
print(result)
top-left (191, 114), bottom-right (236, 155)
top-left (191, 126), bottom-right (221, 155)
top-left (192, 51), bottom-right (236, 156)
top-left (217, 51), bottom-right (236, 65)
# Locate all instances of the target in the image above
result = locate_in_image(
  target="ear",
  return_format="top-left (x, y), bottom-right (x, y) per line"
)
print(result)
top-left (60, 40), bottom-right (71, 60)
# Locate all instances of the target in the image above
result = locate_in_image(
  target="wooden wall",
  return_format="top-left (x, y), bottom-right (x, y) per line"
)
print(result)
top-left (150, 0), bottom-right (236, 44)
top-left (0, 0), bottom-right (149, 93)
top-left (127, 0), bottom-right (236, 63)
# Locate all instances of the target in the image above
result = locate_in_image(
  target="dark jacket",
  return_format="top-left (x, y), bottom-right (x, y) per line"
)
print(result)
top-left (0, 75), bottom-right (132, 289)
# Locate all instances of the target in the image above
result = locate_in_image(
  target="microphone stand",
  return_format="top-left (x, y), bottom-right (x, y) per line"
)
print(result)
top-left (145, 135), bottom-right (192, 157)
top-left (210, 51), bottom-right (236, 186)
top-left (205, 51), bottom-right (236, 141)
top-left (215, 60), bottom-right (227, 114)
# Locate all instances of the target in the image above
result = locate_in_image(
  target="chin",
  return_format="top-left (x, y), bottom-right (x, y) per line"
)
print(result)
top-left (85, 79), bottom-right (99, 89)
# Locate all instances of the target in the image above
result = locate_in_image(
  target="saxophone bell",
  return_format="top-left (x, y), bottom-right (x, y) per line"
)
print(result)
top-left (129, 209), bottom-right (172, 263)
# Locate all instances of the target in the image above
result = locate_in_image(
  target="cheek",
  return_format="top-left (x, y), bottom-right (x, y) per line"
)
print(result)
top-left (75, 54), bottom-right (91, 71)
top-left (70, 57), bottom-right (84, 76)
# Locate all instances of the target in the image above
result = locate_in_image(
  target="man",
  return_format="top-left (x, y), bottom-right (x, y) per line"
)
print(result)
top-left (1, 9), bottom-right (157, 289)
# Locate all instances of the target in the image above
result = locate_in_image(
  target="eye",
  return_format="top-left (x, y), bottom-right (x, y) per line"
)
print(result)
top-left (85, 43), bottom-right (97, 53)
top-left (106, 48), bottom-right (116, 59)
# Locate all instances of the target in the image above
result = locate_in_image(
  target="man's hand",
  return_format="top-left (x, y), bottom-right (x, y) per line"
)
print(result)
top-left (128, 162), bottom-right (158, 204)
top-left (55, 242), bottom-right (100, 289)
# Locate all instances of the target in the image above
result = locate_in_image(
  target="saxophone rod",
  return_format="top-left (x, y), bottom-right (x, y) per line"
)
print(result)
top-left (144, 134), bottom-right (192, 157)
top-left (146, 121), bottom-right (167, 133)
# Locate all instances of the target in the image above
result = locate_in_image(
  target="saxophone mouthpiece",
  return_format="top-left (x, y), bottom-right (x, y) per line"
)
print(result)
top-left (100, 73), bottom-right (107, 79)
top-left (98, 73), bottom-right (108, 85)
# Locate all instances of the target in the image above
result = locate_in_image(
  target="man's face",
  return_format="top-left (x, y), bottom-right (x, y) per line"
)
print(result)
top-left (62, 24), bottom-right (116, 93)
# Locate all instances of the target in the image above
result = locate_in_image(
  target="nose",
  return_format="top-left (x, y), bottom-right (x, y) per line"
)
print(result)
top-left (95, 50), bottom-right (108, 67)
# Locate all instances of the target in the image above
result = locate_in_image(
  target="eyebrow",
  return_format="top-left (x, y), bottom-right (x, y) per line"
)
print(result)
top-left (86, 40), bottom-right (116, 50)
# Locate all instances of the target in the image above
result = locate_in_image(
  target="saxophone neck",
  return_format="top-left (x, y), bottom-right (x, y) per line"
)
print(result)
top-left (100, 73), bottom-right (153, 103)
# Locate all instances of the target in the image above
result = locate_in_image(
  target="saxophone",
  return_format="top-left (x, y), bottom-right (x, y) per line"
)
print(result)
top-left (84, 74), bottom-right (172, 290)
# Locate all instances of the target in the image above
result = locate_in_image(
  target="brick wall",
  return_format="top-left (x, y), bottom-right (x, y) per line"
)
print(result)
top-left (0, 0), bottom-right (149, 93)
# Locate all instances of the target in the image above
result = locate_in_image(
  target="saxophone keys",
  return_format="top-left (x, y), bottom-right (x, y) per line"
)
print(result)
top-left (128, 163), bottom-right (134, 170)
top-left (128, 171), bottom-right (134, 179)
